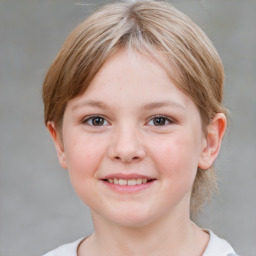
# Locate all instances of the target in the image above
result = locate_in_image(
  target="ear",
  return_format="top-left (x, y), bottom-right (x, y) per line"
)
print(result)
top-left (47, 121), bottom-right (68, 169)
top-left (198, 113), bottom-right (227, 170)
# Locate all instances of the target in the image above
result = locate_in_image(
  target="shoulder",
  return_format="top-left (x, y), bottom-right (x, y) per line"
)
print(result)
top-left (42, 237), bottom-right (85, 256)
top-left (203, 230), bottom-right (238, 256)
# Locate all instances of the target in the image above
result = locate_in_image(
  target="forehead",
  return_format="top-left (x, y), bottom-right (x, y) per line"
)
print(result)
top-left (67, 49), bottom-right (199, 117)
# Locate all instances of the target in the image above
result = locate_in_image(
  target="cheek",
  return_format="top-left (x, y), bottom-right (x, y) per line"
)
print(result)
top-left (150, 134), bottom-right (200, 181)
top-left (64, 134), bottom-right (105, 180)
top-left (64, 136), bottom-right (106, 204)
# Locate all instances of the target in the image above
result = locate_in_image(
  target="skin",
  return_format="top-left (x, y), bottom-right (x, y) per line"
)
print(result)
top-left (48, 49), bottom-right (226, 256)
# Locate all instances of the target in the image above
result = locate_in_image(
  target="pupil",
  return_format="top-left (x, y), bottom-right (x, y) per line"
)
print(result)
top-left (92, 117), bottom-right (104, 126)
top-left (154, 118), bottom-right (165, 126)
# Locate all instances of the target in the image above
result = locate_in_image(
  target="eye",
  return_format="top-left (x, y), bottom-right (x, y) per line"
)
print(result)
top-left (82, 115), bottom-right (108, 126)
top-left (147, 115), bottom-right (173, 126)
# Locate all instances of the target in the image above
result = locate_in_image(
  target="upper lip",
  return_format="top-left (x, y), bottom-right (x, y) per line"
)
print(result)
top-left (101, 173), bottom-right (156, 180)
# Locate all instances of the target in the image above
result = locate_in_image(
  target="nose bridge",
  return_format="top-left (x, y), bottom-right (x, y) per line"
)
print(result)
top-left (108, 122), bottom-right (145, 162)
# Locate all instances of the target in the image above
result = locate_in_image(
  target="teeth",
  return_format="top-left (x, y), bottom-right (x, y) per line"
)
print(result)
top-left (119, 179), bottom-right (127, 185)
top-left (137, 178), bottom-right (142, 184)
top-left (107, 178), bottom-right (149, 186)
top-left (128, 179), bottom-right (136, 185)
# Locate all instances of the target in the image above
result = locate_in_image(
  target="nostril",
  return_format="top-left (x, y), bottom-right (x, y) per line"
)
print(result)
top-left (113, 155), bottom-right (141, 162)
top-left (108, 143), bottom-right (146, 162)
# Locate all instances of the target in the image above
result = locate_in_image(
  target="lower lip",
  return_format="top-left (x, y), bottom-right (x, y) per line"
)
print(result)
top-left (102, 180), bottom-right (155, 193)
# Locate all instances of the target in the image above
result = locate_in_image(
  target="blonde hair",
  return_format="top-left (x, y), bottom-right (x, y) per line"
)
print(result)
top-left (42, 0), bottom-right (227, 216)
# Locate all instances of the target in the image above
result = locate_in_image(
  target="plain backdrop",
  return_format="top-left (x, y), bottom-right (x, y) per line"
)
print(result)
top-left (0, 0), bottom-right (255, 255)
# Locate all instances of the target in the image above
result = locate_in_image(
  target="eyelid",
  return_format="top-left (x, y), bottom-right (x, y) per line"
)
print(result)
top-left (81, 115), bottom-right (110, 126)
top-left (146, 114), bottom-right (176, 126)
top-left (81, 114), bottom-right (176, 127)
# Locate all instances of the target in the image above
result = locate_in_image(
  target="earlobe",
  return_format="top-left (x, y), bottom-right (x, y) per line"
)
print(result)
top-left (47, 121), bottom-right (68, 169)
top-left (198, 113), bottom-right (227, 170)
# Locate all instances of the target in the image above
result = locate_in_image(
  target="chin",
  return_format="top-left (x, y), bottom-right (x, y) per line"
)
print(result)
top-left (106, 208), bottom-right (158, 228)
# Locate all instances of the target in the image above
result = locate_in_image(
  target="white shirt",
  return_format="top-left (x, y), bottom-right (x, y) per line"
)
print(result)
top-left (43, 230), bottom-right (238, 256)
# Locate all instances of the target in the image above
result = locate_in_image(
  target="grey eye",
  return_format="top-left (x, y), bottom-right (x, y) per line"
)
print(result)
top-left (152, 117), bottom-right (168, 126)
top-left (83, 116), bottom-right (108, 126)
top-left (91, 117), bottom-right (105, 126)
top-left (148, 116), bottom-right (171, 126)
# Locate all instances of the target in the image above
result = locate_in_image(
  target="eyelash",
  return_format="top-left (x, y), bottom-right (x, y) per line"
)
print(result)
top-left (81, 115), bottom-right (175, 127)
top-left (82, 115), bottom-right (109, 126)
top-left (147, 115), bottom-right (175, 127)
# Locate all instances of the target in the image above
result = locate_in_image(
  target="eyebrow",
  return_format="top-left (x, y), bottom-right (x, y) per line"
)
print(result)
top-left (142, 100), bottom-right (185, 111)
top-left (72, 99), bottom-right (185, 111)
top-left (72, 100), bottom-right (108, 111)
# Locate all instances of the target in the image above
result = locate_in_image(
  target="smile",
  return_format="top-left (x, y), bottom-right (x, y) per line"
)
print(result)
top-left (106, 178), bottom-right (151, 186)
top-left (101, 173), bottom-right (156, 193)
top-left (101, 174), bottom-right (156, 192)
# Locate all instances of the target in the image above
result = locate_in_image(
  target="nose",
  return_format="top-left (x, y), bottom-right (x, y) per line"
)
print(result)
top-left (107, 125), bottom-right (145, 163)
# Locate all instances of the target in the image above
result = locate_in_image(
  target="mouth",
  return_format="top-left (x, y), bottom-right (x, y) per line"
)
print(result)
top-left (103, 178), bottom-right (155, 186)
top-left (101, 174), bottom-right (156, 193)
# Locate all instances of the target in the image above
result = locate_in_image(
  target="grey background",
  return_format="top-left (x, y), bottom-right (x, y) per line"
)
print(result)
top-left (0, 0), bottom-right (255, 255)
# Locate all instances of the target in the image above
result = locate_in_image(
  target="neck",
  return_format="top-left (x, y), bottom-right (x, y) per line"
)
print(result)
top-left (79, 211), bottom-right (209, 256)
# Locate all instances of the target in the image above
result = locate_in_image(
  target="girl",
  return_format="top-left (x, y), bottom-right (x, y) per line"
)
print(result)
top-left (42, 1), bottom-right (238, 255)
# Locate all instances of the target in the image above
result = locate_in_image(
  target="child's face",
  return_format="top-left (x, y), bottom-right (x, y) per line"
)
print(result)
top-left (53, 49), bottom-right (210, 227)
